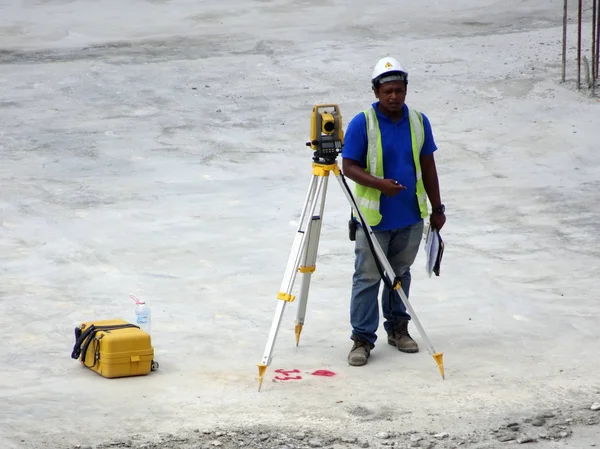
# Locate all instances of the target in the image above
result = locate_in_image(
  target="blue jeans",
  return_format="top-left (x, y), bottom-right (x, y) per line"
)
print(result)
top-left (350, 220), bottom-right (424, 346)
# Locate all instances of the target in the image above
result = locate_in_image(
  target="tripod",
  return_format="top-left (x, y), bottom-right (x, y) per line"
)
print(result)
top-left (256, 160), bottom-right (445, 391)
top-left (256, 105), bottom-right (444, 391)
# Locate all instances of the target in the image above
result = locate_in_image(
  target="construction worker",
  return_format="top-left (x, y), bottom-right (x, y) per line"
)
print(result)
top-left (342, 56), bottom-right (446, 366)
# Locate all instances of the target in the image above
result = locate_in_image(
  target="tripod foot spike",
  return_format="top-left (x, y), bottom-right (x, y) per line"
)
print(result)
top-left (257, 364), bottom-right (268, 391)
top-left (432, 352), bottom-right (445, 379)
top-left (295, 323), bottom-right (303, 346)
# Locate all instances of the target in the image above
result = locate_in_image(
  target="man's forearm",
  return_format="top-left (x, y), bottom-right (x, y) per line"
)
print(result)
top-left (342, 159), bottom-right (383, 190)
top-left (421, 156), bottom-right (442, 208)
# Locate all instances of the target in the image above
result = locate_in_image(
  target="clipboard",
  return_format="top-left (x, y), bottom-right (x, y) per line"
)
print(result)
top-left (424, 225), bottom-right (444, 277)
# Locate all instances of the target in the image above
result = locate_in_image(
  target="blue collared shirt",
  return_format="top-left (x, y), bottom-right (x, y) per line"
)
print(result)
top-left (342, 102), bottom-right (438, 231)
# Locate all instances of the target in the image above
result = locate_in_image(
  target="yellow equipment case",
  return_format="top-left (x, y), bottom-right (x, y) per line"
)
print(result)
top-left (71, 319), bottom-right (156, 378)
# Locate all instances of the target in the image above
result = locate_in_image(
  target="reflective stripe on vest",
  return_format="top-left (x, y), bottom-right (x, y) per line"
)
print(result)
top-left (354, 105), bottom-right (429, 226)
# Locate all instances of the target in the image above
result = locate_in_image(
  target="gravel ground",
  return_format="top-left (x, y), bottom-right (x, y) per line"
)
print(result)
top-left (65, 402), bottom-right (600, 449)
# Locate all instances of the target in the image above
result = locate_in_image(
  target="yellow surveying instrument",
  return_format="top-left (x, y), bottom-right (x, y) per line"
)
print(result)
top-left (256, 104), bottom-right (445, 391)
top-left (307, 103), bottom-right (344, 157)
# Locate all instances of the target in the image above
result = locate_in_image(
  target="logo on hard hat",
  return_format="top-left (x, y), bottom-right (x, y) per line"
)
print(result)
top-left (385, 62), bottom-right (392, 68)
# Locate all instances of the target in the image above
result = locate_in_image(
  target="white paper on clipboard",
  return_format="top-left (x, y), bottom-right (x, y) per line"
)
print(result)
top-left (424, 225), bottom-right (444, 277)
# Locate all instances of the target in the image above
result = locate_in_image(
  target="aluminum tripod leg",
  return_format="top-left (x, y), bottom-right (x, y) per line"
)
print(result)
top-left (257, 168), bottom-right (330, 391)
top-left (333, 172), bottom-right (445, 379)
top-left (294, 178), bottom-right (327, 346)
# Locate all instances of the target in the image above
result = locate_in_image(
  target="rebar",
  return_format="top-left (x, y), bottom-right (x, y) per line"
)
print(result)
top-left (562, 0), bottom-right (600, 92)
top-left (578, 0), bottom-right (583, 89)
top-left (593, 0), bottom-right (598, 81)
top-left (596, 0), bottom-right (600, 80)
top-left (563, 0), bottom-right (568, 82)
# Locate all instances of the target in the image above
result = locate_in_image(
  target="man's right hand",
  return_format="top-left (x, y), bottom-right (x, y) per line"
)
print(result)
top-left (377, 179), bottom-right (406, 197)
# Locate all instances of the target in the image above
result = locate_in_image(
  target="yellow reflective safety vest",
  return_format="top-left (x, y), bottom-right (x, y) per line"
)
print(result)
top-left (354, 105), bottom-right (429, 226)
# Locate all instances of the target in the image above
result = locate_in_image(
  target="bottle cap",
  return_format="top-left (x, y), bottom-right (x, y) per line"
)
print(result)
top-left (131, 295), bottom-right (145, 305)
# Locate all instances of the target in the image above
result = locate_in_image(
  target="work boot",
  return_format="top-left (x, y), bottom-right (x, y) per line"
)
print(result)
top-left (347, 337), bottom-right (373, 366)
top-left (387, 320), bottom-right (419, 353)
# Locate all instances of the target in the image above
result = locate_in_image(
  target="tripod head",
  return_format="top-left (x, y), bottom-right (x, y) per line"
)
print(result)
top-left (306, 104), bottom-right (344, 164)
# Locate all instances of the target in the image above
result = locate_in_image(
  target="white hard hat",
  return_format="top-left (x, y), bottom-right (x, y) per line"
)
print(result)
top-left (371, 57), bottom-right (408, 89)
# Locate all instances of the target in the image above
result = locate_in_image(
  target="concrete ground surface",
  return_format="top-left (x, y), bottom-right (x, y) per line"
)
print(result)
top-left (1, 0), bottom-right (600, 448)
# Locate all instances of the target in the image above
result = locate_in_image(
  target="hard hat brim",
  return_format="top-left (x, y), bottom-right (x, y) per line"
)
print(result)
top-left (372, 71), bottom-right (408, 88)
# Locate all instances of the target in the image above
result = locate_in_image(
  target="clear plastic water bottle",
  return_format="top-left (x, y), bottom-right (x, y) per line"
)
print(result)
top-left (131, 295), bottom-right (151, 335)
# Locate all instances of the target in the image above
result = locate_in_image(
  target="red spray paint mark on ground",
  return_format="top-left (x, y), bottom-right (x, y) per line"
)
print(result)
top-left (274, 369), bottom-right (302, 381)
top-left (273, 369), bottom-right (337, 380)
top-left (312, 370), bottom-right (336, 377)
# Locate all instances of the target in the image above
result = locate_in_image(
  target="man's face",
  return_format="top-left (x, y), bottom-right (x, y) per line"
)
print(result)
top-left (375, 81), bottom-right (407, 113)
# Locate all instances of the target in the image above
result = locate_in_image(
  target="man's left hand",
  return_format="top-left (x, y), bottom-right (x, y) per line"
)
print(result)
top-left (430, 212), bottom-right (446, 231)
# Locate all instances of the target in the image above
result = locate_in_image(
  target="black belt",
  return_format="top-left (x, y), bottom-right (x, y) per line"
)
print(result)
top-left (71, 323), bottom-right (140, 367)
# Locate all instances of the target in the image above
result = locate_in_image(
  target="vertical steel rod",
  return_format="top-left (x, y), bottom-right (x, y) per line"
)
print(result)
top-left (596, 0), bottom-right (600, 80)
top-left (578, 0), bottom-right (582, 89)
top-left (593, 0), bottom-right (598, 82)
top-left (563, 0), bottom-right (568, 82)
